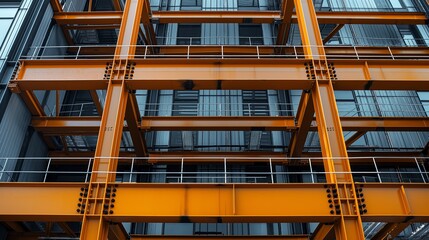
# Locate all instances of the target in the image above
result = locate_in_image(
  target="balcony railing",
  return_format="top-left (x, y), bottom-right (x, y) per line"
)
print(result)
top-left (1, 157), bottom-right (427, 184)
top-left (45, 101), bottom-right (429, 117)
top-left (22, 42), bottom-right (429, 61)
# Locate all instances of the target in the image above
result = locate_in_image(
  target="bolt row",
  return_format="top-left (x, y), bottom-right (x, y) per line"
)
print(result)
top-left (355, 185), bottom-right (367, 215)
top-left (77, 187), bottom-right (89, 214)
top-left (325, 185), bottom-right (341, 215)
top-left (103, 185), bottom-right (118, 215)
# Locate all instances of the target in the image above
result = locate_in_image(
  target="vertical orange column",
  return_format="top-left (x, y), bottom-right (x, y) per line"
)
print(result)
top-left (79, 1), bottom-right (144, 239)
top-left (293, 0), bottom-right (365, 239)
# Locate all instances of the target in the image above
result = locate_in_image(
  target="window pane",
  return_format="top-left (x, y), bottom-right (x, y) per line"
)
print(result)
top-left (0, 8), bottom-right (18, 18)
top-left (177, 24), bottom-right (201, 45)
top-left (239, 25), bottom-right (263, 45)
top-left (0, 19), bottom-right (13, 46)
top-left (335, 90), bottom-right (354, 100)
top-left (417, 92), bottom-right (429, 101)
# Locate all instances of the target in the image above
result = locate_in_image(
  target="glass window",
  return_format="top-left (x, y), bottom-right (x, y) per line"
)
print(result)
top-left (177, 24), bottom-right (201, 45)
top-left (0, 19), bottom-right (13, 46)
top-left (0, 7), bottom-right (18, 18)
top-left (239, 24), bottom-right (263, 45)
top-left (181, 0), bottom-right (201, 10)
top-left (238, 0), bottom-right (259, 10)
top-left (417, 91), bottom-right (429, 115)
top-left (0, 2), bottom-right (19, 49)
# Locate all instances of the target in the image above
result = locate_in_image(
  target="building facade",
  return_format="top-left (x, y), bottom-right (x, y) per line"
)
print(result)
top-left (0, 0), bottom-right (429, 239)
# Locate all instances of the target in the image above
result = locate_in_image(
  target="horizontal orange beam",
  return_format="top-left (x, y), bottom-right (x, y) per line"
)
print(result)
top-left (10, 59), bottom-right (429, 91)
top-left (0, 183), bottom-right (82, 222)
top-left (1, 183), bottom-right (428, 223)
top-left (45, 150), bottom-right (423, 159)
top-left (53, 11), bottom-right (427, 27)
top-left (31, 116), bottom-right (429, 134)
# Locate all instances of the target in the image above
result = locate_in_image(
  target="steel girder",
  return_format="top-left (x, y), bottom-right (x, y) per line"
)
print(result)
top-left (31, 116), bottom-right (429, 133)
top-left (1, 183), bottom-right (429, 223)
top-left (53, 11), bottom-right (428, 27)
top-left (9, 59), bottom-right (429, 92)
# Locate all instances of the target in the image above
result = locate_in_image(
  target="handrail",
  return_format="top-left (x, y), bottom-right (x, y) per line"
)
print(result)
top-left (22, 43), bottom-right (429, 61)
top-left (1, 157), bottom-right (428, 184)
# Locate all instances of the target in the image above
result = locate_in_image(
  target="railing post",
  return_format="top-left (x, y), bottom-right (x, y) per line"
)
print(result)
top-left (85, 158), bottom-right (92, 183)
top-left (180, 157), bottom-right (184, 183)
top-left (269, 158), bottom-right (274, 183)
top-left (256, 45), bottom-right (260, 59)
top-left (224, 157), bottom-right (227, 183)
top-left (294, 46), bottom-right (298, 59)
top-left (76, 46), bottom-right (82, 59)
top-left (79, 103), bottom-right (84, 117)
top-left (388, 46), bottom-right (395, 60)
top-left (44, 158), bottom-right (52, 182)
top-left (0, 158), bottom-right (8, 181)
top-left (144, 45), bottom-right (148, 59)
top-left (129, 157), bottom-right (135, 183)
top-left (414, 157), bottom-right (427, 183)
top-left (372, 157), bottom-right (382, 183)
top-left (354, 46), bottom-right (360, 60)
top-left (309, 158), bottom-right (315, 183)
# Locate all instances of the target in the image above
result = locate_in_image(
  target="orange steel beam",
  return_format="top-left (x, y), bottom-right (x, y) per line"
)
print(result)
top-left (50, 0), bottom-right (62, 12)
top-left (371, 222), bottom-right (412, 240)
top-left (2, 183), bottom-right (429, 223)
top-left (276, 0), bottom-right (295, 45)
top-left (89, 90), bottom-right (103, 115)
top-left (17, 90), bottom-right (46, 116)
top-left (131, 236), bottom-right (310, 240)
top-left (112, 0), bottom-right (121, 11)
top-left (288, 92), bottom-right (314, 159)
top-left (139, 116), bottom-right (297, 131)
top-left (345, 131), bottom-right (366, 147)
top-left (0, 183), bottom-right (82, 222)
top-left (310, 223), bottom-right (334, 240)
top-left (141, 0), bottom-right (156, 45)
top-left (10, 59), bottom-right (429, 91)
top-left (323, 24), bottom-right (344, 44)
top-left (294, 0), bottom-right (363, 238)
top-left (108, 223), bottom-right (129, 240)
top-left (152, 11), bottom-right (428, 25)
top-left (31, 116), bottom-right (429, 134)
top-left (53, 11), bottom-right (427, 26)
top-left (54, 12), bottom-right (123, 25)
top-left (125, 93), bottom-right (148, 156)
top-left (80, 0), bottom-right (145, 239)
top-left (46, 150), bottom-right (423, 159)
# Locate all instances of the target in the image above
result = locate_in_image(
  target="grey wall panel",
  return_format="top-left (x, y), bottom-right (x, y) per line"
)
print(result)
top-left (0, 94), bottom-right (30, 158)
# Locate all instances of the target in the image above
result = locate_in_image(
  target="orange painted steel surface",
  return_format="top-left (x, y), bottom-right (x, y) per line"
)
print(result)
top-left (1, 183), bottom-right (428, 223)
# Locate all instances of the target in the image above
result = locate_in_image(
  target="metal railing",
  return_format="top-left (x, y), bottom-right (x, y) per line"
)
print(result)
top-left (1, 157), bottom-right (427, 184)
top-left (22, 43), bottom-right (429, 61)
top-left (44, 101), bottom-right (429, 117)
top-left (48, 102), bottom-right (98, 117)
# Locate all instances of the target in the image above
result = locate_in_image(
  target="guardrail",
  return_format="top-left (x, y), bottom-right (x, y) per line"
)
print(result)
top-left (22, 43), bottom-right (429, 60)
top-left (0, 157), bottom-right (427, 184)
top-left (46, 101), bottom-right (429, 117)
